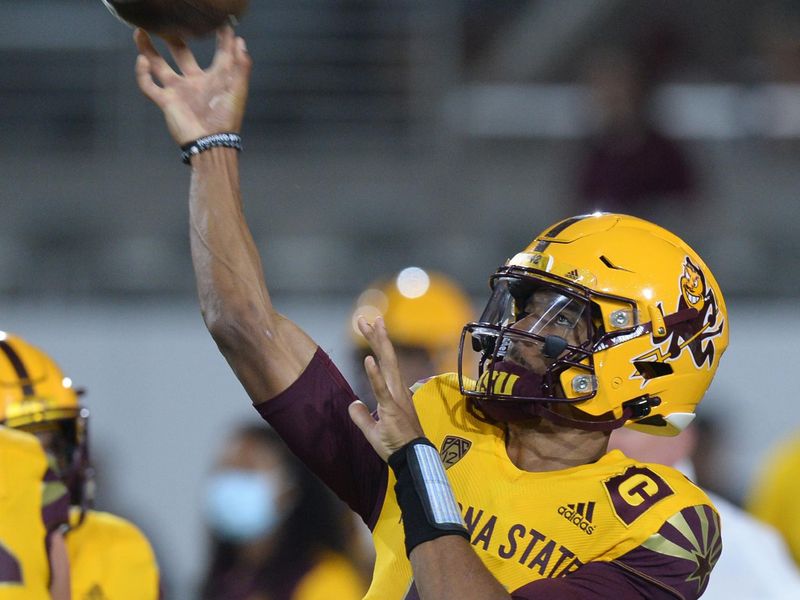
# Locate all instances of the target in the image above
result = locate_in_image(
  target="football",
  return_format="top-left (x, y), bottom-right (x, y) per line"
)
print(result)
top-left (102, 0), bottom-right (248, 38)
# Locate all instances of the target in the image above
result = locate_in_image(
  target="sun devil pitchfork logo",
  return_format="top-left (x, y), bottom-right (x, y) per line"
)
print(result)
top-left (632, 257), bottom-right (725, 381)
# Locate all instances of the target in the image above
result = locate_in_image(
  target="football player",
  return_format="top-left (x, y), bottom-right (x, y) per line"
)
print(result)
top-left (0, 423), bottom-right (70, 600)
top-left (135, 27), bottom-right (728, 599)
top-left (0, 333), bottom-right (160, 600)
top-left (350, 269), bottom-right (474, 400)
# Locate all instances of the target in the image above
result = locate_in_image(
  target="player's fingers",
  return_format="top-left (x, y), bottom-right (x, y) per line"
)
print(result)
top-left (163, 36), bottom-right (202, 75)
top-left (357, 317), bottom-right (395, 373)
top-left (211, 25), bottom-right (235, 71)
top-left (367, 317), bottom-right (408, 401)
top-left (234, 36), bottom-right (252, 71)
top-left (133, 29), bottom-right (178, 85)
top-left (357, 317), bottom-right (399, 369)
top-left (357, 317), bottom-right (405, 403)
top-left (232, 37), bottom-right (252, 92)
top-left (220, 24), bottom-right (236, 52)
top-left (135, 55), bottom-right (167, 106)
top-left (235, 36), bottom-right (247, 58)
top-left (364, 355), bottom-right (398, 409)
top-left (348, 400), bottom-right (376, 431)
top-left (348, 400), bottom-right (388, 461)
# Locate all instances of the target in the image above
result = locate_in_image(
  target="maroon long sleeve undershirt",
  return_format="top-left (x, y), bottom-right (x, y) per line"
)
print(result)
top-left (254, 347), bottom-right (387, 529)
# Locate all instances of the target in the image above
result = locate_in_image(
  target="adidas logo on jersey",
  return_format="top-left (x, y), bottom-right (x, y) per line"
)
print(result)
top-left (557, 501), bottom-right (596, 535)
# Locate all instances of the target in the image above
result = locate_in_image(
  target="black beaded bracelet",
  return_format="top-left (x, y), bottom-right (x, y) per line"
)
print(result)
top-left (180, 132), bottom-right (242, 165)
top-left (388, 437), bottom-right (469, 556)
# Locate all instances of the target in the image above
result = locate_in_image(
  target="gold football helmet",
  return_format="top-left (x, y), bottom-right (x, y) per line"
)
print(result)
top-left (0, 332), bottom-right (92, 509)
top-left (460, 213), bottom-right (728, 435)
top-left (351, 268), bottom-right (474, 374)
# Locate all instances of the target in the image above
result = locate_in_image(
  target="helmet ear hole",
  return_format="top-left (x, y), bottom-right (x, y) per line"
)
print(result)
top-left (633, 361), bottom-right (673, 380)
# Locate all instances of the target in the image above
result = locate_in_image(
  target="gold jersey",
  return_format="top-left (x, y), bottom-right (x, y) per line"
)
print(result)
top-left (66, 508), bottom-right (160, 600)
top-left (366, 374), bottom-right (721, 599)
top-left (0, 425), bottom-right (69, 599)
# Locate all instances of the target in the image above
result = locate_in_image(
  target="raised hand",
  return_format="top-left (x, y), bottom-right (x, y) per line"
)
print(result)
top-left (348, 317), bottom-right (426, 462)
top-left (133, 26), bottom-right (251, 145)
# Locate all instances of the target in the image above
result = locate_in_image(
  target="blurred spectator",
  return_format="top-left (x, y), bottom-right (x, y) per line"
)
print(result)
top-left (753, 6), bottom-right (800, 82)
top-left (576, 47), bottom-right (696, 219)
top-left (200, 423), bottom-right (366, 600)
top-left (610, 422), bottom-right (800, 599)
top-left (349, 267), bottom-right (475, 407)
top-left (746, 432), bottom-right (800, 568)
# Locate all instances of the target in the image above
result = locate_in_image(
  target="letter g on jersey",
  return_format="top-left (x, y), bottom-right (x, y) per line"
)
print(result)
top-left (618, 474), bottom-right (660, 507)
top-left (604, 466), bottom-right (674, 526)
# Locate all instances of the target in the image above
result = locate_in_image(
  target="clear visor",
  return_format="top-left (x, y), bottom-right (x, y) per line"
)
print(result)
top-left (478, 278), bottom-right (590, 346)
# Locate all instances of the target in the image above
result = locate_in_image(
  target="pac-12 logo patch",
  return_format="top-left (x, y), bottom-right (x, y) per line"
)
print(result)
top-left (603, 465), bottom-right (674, 526)
top-left (439, 436), bottom-right (471, 469)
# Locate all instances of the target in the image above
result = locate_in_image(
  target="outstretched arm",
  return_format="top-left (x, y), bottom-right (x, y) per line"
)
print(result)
top-left (134, 27), bottom-right (317, 403)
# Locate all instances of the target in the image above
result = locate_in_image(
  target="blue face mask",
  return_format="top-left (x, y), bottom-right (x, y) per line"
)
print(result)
top-left (204, 470), bottom-right (281, 542)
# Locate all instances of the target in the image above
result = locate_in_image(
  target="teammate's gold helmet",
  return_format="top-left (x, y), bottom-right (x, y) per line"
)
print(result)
top-left (460, 213), bottom-right (728, 435)
top-left (0, 332), bottom-right (91, 506)
top-left (351, 268), bottom-right (474, 373)
top-left (0, 332), bottom-right (80, 427)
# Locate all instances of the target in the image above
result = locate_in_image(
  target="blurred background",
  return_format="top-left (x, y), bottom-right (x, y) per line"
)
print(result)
top-left (2, 0), bottom-right (800, 598)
